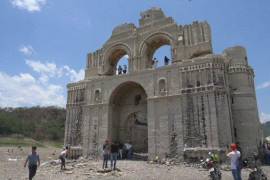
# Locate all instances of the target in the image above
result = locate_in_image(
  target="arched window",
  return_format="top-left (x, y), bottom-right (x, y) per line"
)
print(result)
top-left (158, 78), bottom-right (166, 95)
top-left (94, 89), bottom-right (101, 103)
top-left (103, 45), bottom-right (131, 76)
top-left (116, 55), bottom-right (129, 75)
top-left (152, 45), bottom-right (172, 68)
top-left (140, 33), bottom-right (174, 70)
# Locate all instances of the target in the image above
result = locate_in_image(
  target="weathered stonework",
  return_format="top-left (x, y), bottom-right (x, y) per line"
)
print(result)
top-left (64, 8), bottom-right (262, 160)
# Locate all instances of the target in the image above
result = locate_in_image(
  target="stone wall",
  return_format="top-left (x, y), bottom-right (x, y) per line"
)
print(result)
top-left (65, 8), bottom-right (262, 160)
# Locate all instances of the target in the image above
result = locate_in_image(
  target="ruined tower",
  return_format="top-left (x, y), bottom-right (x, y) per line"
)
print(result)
top-left (64, 8), bottom-right (262, 160)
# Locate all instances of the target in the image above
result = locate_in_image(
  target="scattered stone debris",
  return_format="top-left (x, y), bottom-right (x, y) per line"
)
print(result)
top-left (64, 171), bottom-right (73, 174)
top-left (8, 158), bottom-right (17, 161)
top-left (148, 156), bottom-right (181, 167)
top-left (1, 147), bottom-right (268, 180)
top-left (38, 157), bottom-right (124, 178)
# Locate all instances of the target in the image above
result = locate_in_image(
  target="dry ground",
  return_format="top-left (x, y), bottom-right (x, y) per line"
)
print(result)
top-left (1, 146), bottom-right (270, 180)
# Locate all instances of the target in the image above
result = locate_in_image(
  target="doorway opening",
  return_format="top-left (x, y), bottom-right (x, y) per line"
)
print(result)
top-left (109, 82), bottom-right (148, 154)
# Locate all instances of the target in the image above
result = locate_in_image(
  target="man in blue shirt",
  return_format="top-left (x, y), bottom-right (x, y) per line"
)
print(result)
top-left (24, 146), bottom-right (40, 180)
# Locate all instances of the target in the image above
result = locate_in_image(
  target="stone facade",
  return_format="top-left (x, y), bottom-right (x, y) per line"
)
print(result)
top-left (64, 8), bottom-right (262, 160)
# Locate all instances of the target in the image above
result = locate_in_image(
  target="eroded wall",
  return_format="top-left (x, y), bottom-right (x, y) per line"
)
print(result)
top-left (65, 8), bottom-right (262, 160)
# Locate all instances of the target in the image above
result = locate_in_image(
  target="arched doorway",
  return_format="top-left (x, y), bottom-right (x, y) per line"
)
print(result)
top-left (103, 44), bottom-right (131, 75)
top-left (116, 55), bottom-right (129, 75)
top-left (140, 33), bottom-right (174, 69)
top-left (152, 45), bottom-right (172, 68)
top-left (109, 82), bottom-right (148, 153)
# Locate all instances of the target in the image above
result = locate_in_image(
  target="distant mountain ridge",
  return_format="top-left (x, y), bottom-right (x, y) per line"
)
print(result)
top-left (0, 106), bottom-right (269, 141)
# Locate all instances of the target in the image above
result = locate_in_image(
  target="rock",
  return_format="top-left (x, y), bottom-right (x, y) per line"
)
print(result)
top-left (8, 158), bottom-right (17, 161)
top-left (161, 158), bottom-right (166, 164)
top-left (75, 163), bottom-right (87, 168)
top-left (64, 171), bottom-right (73, 174)
top-left (50, 160), bottom-right (60, 165)
top-left (97, 169), bottom-right (112, 173)
top-left (82, 172), bottom-right (91, 175)
top-left (40, 161), bottom-right (49, 167)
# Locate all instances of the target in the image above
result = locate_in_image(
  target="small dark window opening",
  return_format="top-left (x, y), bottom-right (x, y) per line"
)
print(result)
top-left (95, 90), bottom-right (101, 103)
top-left (134, 94), bottom-right (141, 105)
top-left (218, 75), bottom-right (224, 85)
top-left (234, 128), bottom-right (237, 138)
top-left (196, 81), bottom-right (201, 87)
top-left (231, 97), bottom-right (234, 104)
top-left (187, 84), bottom-right (193, 88)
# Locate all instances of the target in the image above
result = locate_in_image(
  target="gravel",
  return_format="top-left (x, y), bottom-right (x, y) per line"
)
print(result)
top-left (1, 147), bottom-right (270, 180)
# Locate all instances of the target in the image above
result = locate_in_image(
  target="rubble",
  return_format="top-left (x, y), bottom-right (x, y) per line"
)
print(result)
top-left (1, 147), bottom-right (269, 180)
top-left (8, 158), bottom-right (17, 161)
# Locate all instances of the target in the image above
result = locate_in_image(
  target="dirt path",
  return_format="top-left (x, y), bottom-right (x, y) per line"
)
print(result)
top-left (1, 147), bottom-right (269, 180)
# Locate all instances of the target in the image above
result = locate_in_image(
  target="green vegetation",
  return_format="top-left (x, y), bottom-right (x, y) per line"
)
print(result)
top-left (0, 136), bottom-right (45, 147)
top-left (263, 121), bottom-right (270, 137)
top-left (0, 106), bottom-right (66, 142)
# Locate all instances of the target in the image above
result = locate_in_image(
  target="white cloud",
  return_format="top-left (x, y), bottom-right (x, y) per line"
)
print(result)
top-left (0, 59), bottom-right (84, 107)
top-left (63, 65), bottom-right (85, 82)
top-left (19, 45), bottom-right (34, 56)
top-left (0, 72), bottom-right (65, 107)
top-left (260, 112), bottom-right (270, 123)
top-left (257, 81), bottom-right (270, 90)
top-left (10, 0), bottom-right (46, 12)
top-left (25, 60), bottom-right (84, 83)
top-left (26, 60), bottom-right (60, 76)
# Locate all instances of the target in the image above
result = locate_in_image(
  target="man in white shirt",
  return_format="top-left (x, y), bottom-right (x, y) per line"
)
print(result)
top-left (124, 142), bottom-right (133, 159)
top-left (59, 146), bottom-right (68, 170)
top-left (227, 143), bottom-right (242, 180)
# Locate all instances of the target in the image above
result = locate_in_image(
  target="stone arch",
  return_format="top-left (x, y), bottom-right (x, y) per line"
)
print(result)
top-left (139, 32), bottom-right (176, 69)
top-left (109, 81), bottom-right (148, 103)
top-left (103, 43), bottom-right (132, 75)
top-left (108, 81), bottom-right (148, 153)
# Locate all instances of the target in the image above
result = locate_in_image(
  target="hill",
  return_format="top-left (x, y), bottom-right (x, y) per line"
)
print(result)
top-left (1, 106), bottom-right (269, 141)
top-left (263, 121), bottom-right (270, 137)
top-left (0, 106), bottom-right (66, 141)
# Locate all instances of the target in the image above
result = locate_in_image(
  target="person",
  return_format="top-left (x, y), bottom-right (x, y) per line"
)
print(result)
top-left (164, 56), bottom-right (170, 65)
top-left (236, 142), bottom-right (243, 169)
top-left (110, 142), bottom-right (119, 170)
top-left (117, 65), bottom-right (123, 75)
top-left (227, 143), bottom-right (242, 180)
top-left (59, 146), bottom-right (68, 170)
top-left (124, 142), bottom-right (133, 159)
top-left (24, 146), bottom-right (40, 180)
top-left (102, 140), bottom-right (110, 169)
top-left (152, 58), bottom-right (158, 69)
top-left (209, 151), bottom-right (220, 164)
top-left (123, 65), bottom-right (127, 74)
top-left (118, 142), bottom-right (123, 159)
top-left (263, 141), bottom-right (270, 164)
top-left (154, 59), bottom-right (158, 68)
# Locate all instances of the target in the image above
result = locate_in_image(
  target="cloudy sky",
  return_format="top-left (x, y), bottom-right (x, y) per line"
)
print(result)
top-left (0, 0), bottom-right (269, 122)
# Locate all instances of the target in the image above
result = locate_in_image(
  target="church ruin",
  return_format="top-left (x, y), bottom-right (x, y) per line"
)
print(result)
top-left (64, 8), bottom-right (262, 160)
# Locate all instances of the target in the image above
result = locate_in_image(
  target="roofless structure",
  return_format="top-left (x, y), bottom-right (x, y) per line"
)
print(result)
top-left (64, 8), bottom-right (262, 160)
